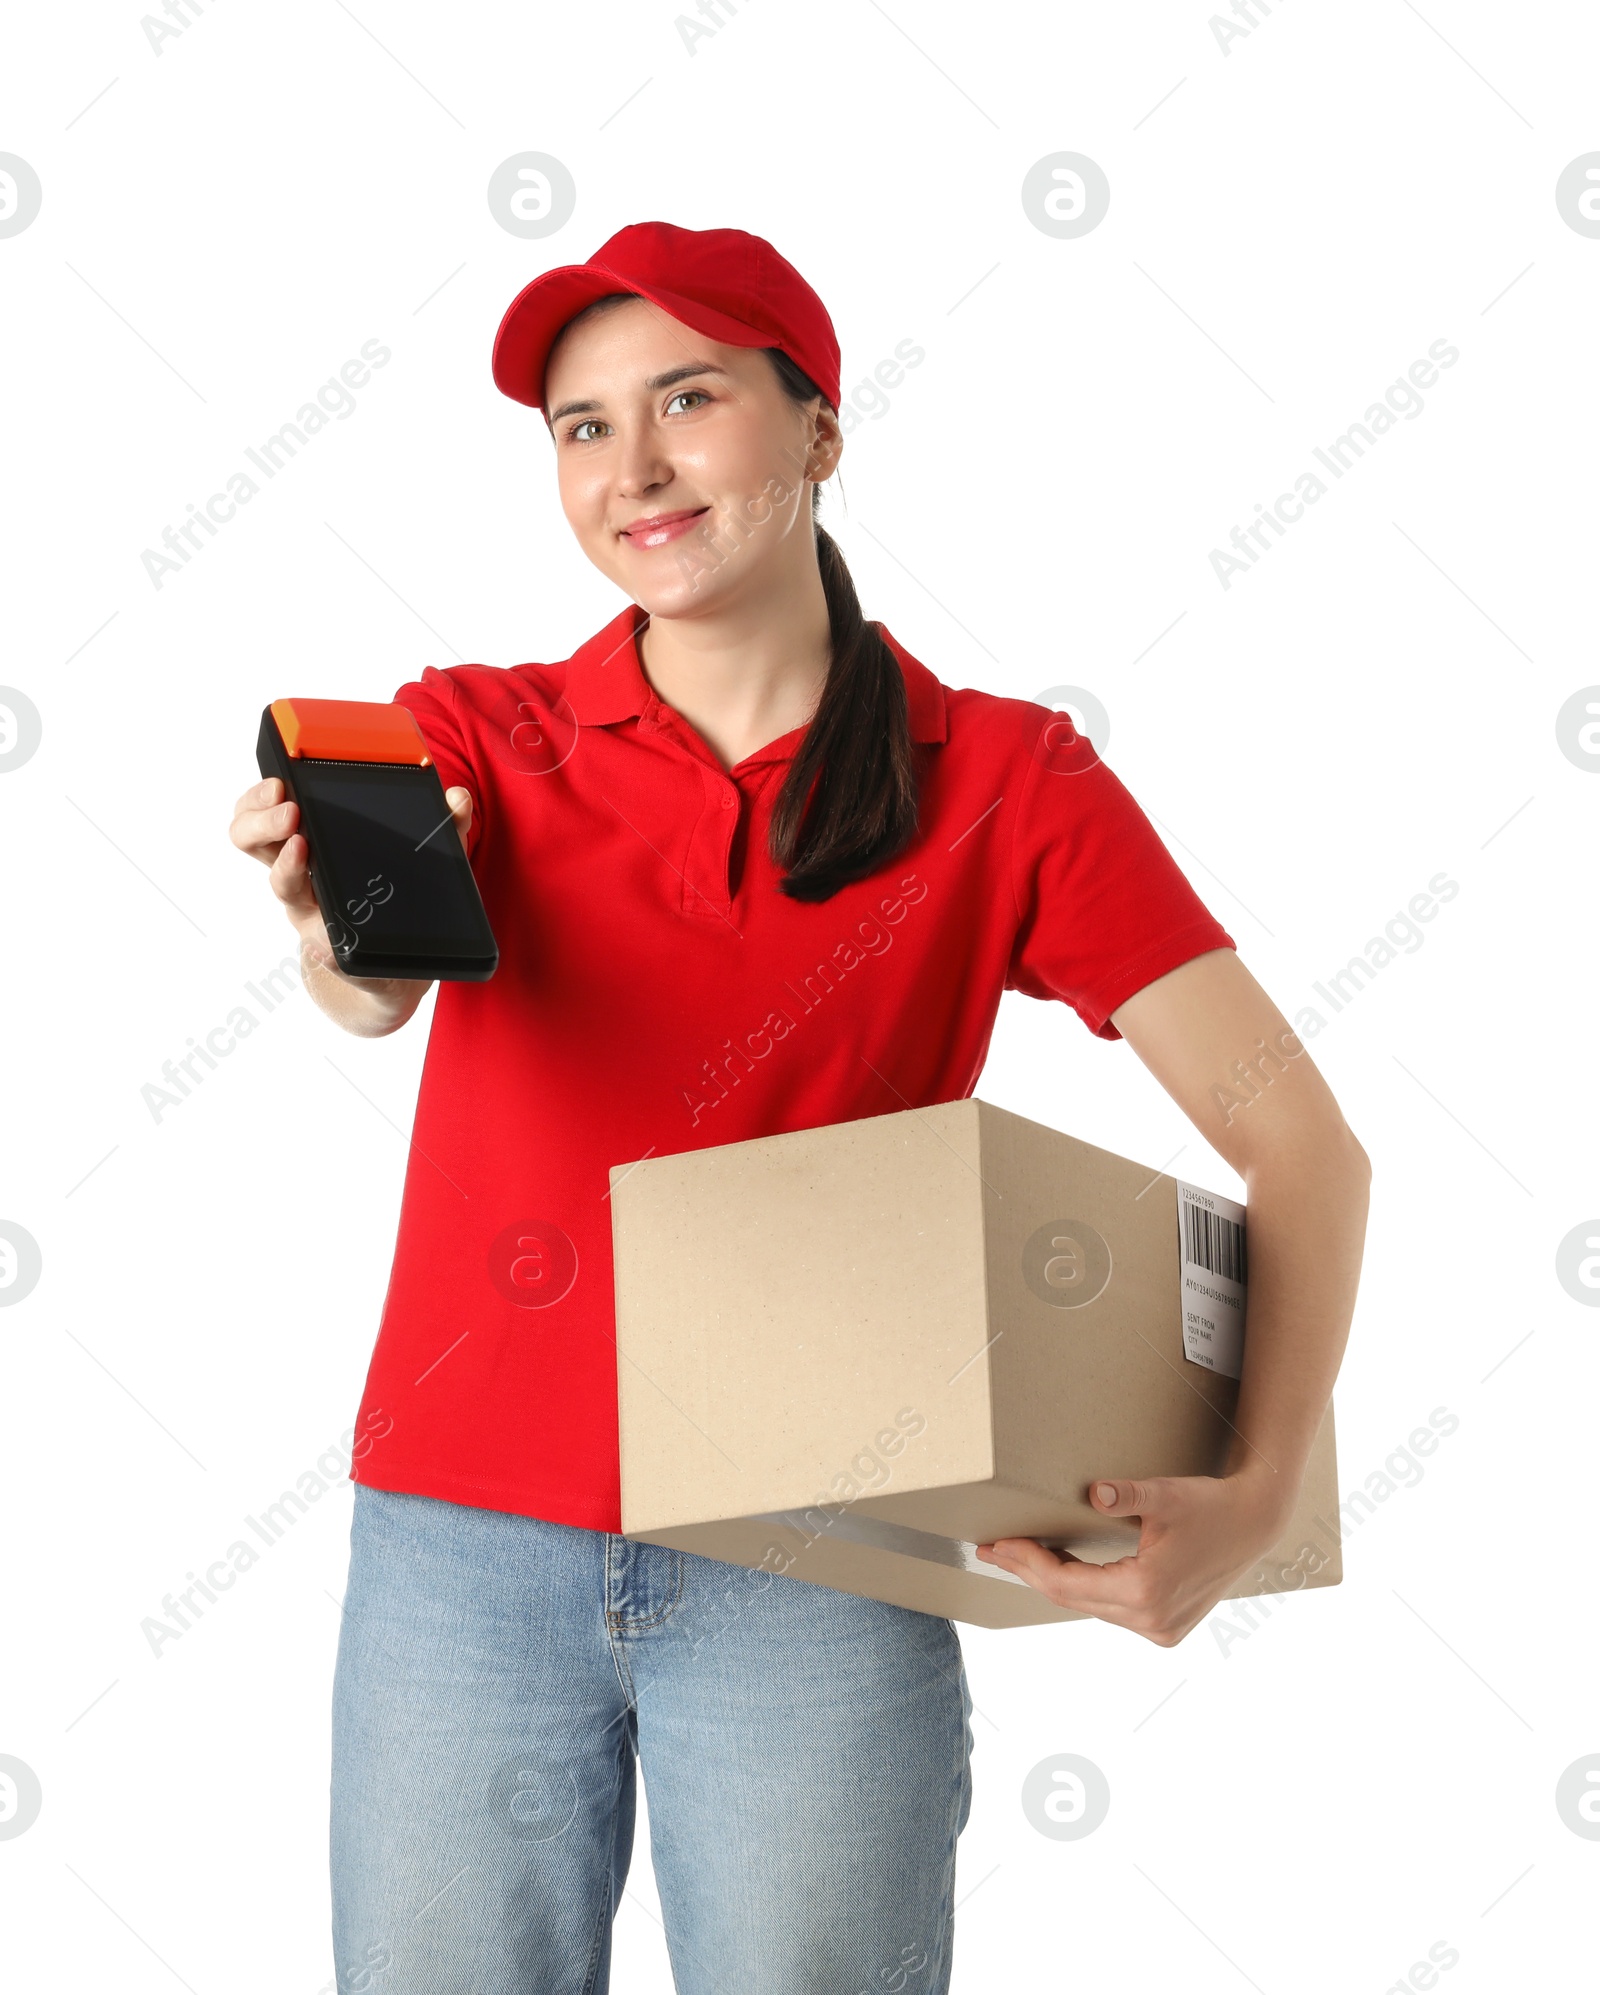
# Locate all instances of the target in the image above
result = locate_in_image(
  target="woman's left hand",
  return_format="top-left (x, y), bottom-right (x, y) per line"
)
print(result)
top-left (974, 1470), bottom-right (1296, 1647)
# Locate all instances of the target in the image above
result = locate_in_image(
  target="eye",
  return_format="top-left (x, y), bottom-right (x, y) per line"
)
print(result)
top-left (560, 388), bottom-right (709, 445)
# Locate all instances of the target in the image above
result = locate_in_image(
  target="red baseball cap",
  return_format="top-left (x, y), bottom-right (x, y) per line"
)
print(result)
top-left (490, 219), bottom-right (842, 417)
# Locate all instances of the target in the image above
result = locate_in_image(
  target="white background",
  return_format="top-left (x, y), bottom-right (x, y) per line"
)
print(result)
top-left (3, 2), bottom-right (1598, 1989)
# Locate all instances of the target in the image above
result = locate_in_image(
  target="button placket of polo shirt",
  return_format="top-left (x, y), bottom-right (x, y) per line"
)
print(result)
top-left (628, 700), bottom-right (728, 918)
top-left (680, 765), bottom-right (740, 919)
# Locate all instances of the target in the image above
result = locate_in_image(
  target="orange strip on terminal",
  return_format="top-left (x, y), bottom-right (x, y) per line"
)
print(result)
top-left (270, 698), bottom-right (432, 766)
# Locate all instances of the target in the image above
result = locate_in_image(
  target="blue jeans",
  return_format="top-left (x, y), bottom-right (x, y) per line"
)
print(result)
top-left (330, 1485), bottom-right (975, 1994)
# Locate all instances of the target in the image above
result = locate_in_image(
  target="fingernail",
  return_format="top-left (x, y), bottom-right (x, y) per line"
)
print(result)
top-left (1095, 1483), bottom-right (1117, 1506)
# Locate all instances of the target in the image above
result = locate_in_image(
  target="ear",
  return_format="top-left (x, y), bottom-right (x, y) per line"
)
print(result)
top-left (808, 404), bottom-right (844, 483)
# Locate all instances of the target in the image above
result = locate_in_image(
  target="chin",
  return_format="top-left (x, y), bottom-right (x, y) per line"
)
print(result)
top-left (622, 565), bottom-right (744, 622)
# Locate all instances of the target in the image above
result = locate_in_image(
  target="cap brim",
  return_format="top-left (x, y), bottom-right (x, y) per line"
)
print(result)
top-left (492, 261), bottom-right (776, 412)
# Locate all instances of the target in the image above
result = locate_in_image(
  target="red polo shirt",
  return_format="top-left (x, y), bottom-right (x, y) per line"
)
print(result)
top-left (349, 602), bottom-right (1236, 1530)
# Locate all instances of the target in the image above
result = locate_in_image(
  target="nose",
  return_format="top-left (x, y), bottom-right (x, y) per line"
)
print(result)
top-left (613, 424), bottom-right (676, 500)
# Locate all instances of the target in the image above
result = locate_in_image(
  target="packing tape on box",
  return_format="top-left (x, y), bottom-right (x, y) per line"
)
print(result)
top-left (751, 1506), bottom-right (1037, 1588)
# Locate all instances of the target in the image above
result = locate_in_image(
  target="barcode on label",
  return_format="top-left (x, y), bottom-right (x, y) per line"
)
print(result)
top-left (1175, 1178), bottom-right (1248, 1379)
top-left (1181, 1199), bottom-right (1247, 1285)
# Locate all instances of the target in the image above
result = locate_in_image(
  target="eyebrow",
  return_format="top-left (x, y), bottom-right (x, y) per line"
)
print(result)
top-left (547, 362), bottom-right (731, 427)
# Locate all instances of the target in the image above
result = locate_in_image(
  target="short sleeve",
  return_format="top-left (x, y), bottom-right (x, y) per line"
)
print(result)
top-left (1007, 709), bottom-right (1236, 1040)
top-left (391, 666), bottom-right (487, 863)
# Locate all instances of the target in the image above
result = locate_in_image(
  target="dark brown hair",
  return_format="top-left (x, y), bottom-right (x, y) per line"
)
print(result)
top-left (544, 295), bottom-right (920, 903)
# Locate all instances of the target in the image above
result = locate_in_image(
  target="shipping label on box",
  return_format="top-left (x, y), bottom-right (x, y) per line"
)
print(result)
top-left (1176, 1179), bottom-right (1247, 1380)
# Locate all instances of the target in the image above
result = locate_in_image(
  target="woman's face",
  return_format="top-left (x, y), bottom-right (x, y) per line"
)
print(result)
top-left (543, 296), bottom-right (839, 620)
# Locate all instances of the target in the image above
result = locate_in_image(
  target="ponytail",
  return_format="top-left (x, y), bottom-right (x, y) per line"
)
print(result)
top-left (763, 353), bottom-right (921, 903)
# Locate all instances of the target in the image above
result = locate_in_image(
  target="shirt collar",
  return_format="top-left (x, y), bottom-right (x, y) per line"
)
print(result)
top-left (561, 602), bottom-right (948, 752)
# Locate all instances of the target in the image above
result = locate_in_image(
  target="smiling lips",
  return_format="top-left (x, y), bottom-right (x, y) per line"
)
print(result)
top-left (619, 506), bottom-right (710, 549)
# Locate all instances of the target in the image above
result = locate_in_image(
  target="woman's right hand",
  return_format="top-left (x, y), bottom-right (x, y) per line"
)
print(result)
top-left (229, 776), bottom-right (475, 949)
top-left (228, 776), bottom-right (476, 1032)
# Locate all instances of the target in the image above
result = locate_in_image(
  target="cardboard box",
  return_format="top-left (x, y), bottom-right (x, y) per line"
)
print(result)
top-left (609, 1097), bottom-right (1341, 1629)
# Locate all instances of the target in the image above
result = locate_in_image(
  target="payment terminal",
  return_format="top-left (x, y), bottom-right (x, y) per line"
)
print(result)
top-left (256, 697), bottom-right (498, 982)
